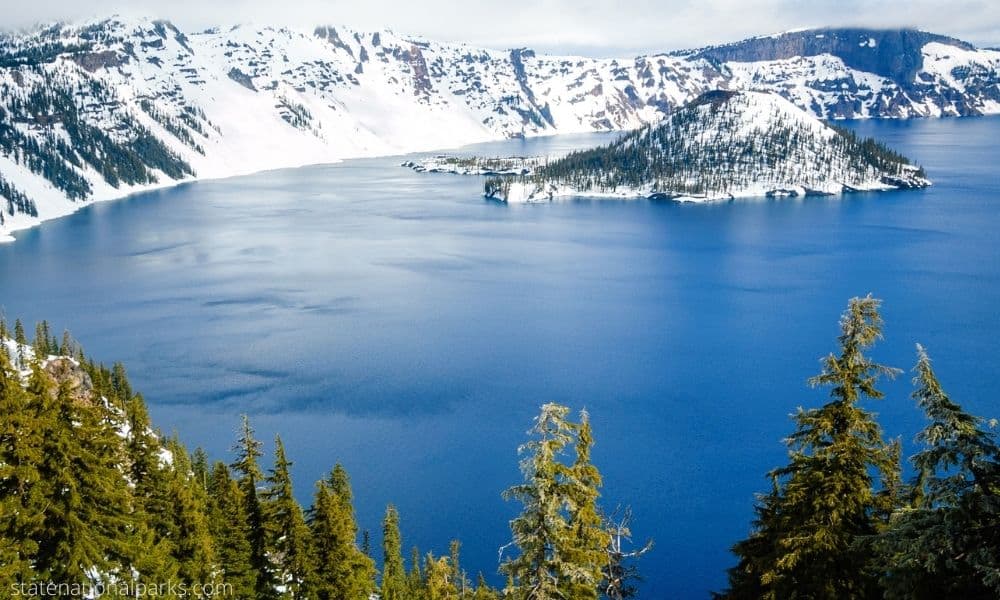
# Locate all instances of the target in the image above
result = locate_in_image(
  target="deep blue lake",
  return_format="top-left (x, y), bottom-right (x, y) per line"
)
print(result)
top-left (1, 117), bottom-right (998, 597)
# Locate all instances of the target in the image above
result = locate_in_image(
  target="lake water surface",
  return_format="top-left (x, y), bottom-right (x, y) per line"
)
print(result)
top-left (1, 119), bottom-right (998, 597)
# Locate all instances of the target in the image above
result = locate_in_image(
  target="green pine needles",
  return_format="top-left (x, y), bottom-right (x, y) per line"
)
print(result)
top-left (1, 301), bottom-right (997, 599)
top-left (719, 297), bottom-right (1000, 599)
top-left (500, 405), bottom-right (639, 600)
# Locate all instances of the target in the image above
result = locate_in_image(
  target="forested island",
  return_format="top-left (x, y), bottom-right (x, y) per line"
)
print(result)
top-left (2, 296), bottom-right (998, 598)
top-left (484, 91), bottom-right (931, 203)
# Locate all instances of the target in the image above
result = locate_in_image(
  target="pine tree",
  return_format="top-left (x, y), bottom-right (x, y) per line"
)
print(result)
top-left (264, 436), bottom-right (313, 599)
top-left (33, 321), bottom-right (50, 357)
top-left (381, 505), bottom-right (407, 600)
top-left (208, 461), bottom-right (256, 598)
top-left (59, 330), bottom-right (73, 357)
top-left (473, 573), bottom-right (500, 600)
top-left (164, 438), bottom-right (218, 590)
top-left (307, 465), bottom-right (376, 600)
top-left (13, 318), bottom-right (25, 368)
top-left (408, 546), bottom-right (427, 599)
top-left (449, 540), bottom-right (470, 598)
top-left (231, 415), bottom-right (277, 599)
top-left (31, 366), bottom-right (135, 592)
top-left (872, 345), bottom-right (1000, 598)
top-left (425, 553), bottom-right (458, 600)
top-left (362, 529), bottom-right (371, 559)
top-left (0, 345), bottom-right (42, 588)
top-left (561, 411), bottom-right (609, 600)
top-left (122, 393), bottom-right (179, 589)
top-left (720, 295), bottom-right (902, 599)
top-left (501, 403), bottom-right (576, 600)
top-left (192, 447), bottom-right (210, 492)
top-left (110, 362), bottom-right (133, 404)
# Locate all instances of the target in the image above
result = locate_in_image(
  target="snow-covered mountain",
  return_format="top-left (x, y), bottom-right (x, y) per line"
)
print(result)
top-left (484, 90), bottom-right (931, 203)
top-left (0, 18), bottom-right (995, 239)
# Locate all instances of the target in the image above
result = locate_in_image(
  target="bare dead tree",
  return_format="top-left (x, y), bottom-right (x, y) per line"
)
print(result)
top-left (602, 506), bottom-right (653, 600)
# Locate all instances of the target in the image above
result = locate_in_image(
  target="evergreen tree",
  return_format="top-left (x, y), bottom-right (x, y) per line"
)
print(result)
top-left (164, 438), bottom-right (217, 590)
top-left (121, 393), bottom-right (179, 589)
top-left (208, 461), bottom-right (256, 598)
top-left (13, 318), bottom-right (25, 367)
top-left (31, 366), bottom-right (135, 593)
top-left (307, 465), bottom-right (376, 600)
top-left (473, 573), bottom-right (500, 600)
top-left (561, 411), bottom-right (609, 600)
top-left (59, 329), bottom-right (73, 357)
top-left (110, 362), bottom-right (133, 406)
top-left (0, 346), bottom-right (42, 588)
top-left (425, 553), bottom-right (458, 600)
top-left (382, 504), bottom-right (407, 600)
top-left (33, 321), bottom-right (51, 357)
top-left (720, 295), bottom-right (902, 599)
top-left (501, 403), bottom-right (576, 600)
top-left (449, 540), bottom-right (471, 598)
top-left (264, 436), bottom-right (313, 599)
top-left (192, 447), bottom-right (210, 492)
top-left (872, 345), bottom-right (1000, 598)
top-left (408, 546), bottom-right (427, 599)
top-left (231, 414), bottom-right (276, 599)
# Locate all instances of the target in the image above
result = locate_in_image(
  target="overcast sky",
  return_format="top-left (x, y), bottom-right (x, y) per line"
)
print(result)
top-left (4, 0), bottom-right (999, 56)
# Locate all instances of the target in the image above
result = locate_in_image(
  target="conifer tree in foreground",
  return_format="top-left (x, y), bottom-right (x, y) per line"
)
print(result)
top-left (474, 573), bottom-right (501, 600)
top-left (872, 345), bottom-right (1000, 599)
top-left (31, 369), bottom-right (135, 591)
top-left (502, 403), bottom-right (576, 600)
top-left (232, 415), bottom-right (277, 599)
top-left (424, 552), bottom-right (458, 600)
top-left (720, 295), bottom-right (902, 599)
top-left (13, 318), bottom-right (26, 367)
top-left (408, 546), bottom-right (427, 599)
top-left (164, 437), bottom-right (218, 590)
top-left (0, 344), bottom-right (41, 588)
top-left (563, 411), bottom-right (610, 600)
top-left (265, 436), bottom-right (314, 599)
top-left (208, 461), bottom-right (256, 598)
top-left (502, 403), bottom-right (620, 600)
top-left (382, 504), bottom-right (408, 600)
top-left (308, 464), bottom-right (376, 600)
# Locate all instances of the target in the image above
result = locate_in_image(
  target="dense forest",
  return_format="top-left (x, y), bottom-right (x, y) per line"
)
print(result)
top-left (484, 92), bottom-right (928, 201)
top-left (0, 320), bottom-right (648, 599)
top-left (1, 296), bottom-right (998, 599)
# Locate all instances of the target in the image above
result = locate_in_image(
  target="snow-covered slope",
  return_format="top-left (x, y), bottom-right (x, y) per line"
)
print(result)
top-left (0, 19), bottom-right (992, 239)
top-left (484, 91), bottom-right (931, 203)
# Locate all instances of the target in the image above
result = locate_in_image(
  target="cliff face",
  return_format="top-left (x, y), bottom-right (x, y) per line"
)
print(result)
top-left (693, 28), bottom-right (974, 83)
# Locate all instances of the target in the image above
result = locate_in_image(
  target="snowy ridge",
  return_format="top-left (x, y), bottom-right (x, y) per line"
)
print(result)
top-left (485, 91), bottom-right (931, 203)
top-left (0, 19), bottom-right (993, 240)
